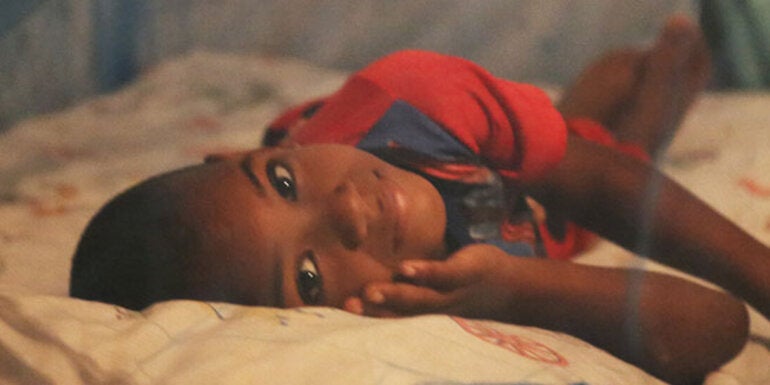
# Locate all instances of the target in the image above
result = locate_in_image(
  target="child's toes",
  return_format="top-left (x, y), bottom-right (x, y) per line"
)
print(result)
top-left (685, 25), bottom-right (712, 96)
top-left (558, 48), bottom-right (645, 124)
top-left (614, 16), bottom-right (705, 155)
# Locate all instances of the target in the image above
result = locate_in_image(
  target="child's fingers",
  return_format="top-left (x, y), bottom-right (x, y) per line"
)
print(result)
top-left (343, 296), bottom-right (365, 315)
top-left (398, 260), bottom-right (468, 290)
top-left (343, 295), bottom-right (402, 318)
top-left (361, 282), bottom-right (453, 315)
top-left (399, 245), bottom-right (497, 289)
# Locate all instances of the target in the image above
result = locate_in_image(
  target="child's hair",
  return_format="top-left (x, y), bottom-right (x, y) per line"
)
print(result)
top-left (70, 168), bottom-right (204, 310)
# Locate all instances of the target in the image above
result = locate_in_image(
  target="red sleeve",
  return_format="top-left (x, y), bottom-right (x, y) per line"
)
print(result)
top-left (290, 50), bottom-right (568, 182)
top-left (566, 118), bottom-right (650, 161)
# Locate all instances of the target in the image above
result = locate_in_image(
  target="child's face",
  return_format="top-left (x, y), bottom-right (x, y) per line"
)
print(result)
top-left (182, 144), bottom-right (447, 309)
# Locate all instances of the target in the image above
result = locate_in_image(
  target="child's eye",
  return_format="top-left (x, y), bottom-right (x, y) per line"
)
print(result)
top-left (296, 252), bottom-right (323, 305)
top-left (266, 161), bottom-right (297, 201)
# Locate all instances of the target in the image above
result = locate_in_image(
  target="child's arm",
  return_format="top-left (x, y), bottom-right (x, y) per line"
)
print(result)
top-left (527, 134), bottom-right (770, 319)
top-left (347, 243), bottom-right (748, 384)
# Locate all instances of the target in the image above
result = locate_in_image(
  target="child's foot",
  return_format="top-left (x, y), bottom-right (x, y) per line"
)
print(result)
top-left (612, 15), bottom-right (711, 156)
top-left (557, 48), bottom-right (645, 128)
top-left (559, 15), bottom-right (711, 157)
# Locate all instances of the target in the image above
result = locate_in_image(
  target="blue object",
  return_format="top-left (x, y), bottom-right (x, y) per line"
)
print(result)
top-left (701, 0), bottom-right (770, 88)
top-left (0, 0), bottom-right (47, 36)
top-left (92, 0), bottom-right (146, 92)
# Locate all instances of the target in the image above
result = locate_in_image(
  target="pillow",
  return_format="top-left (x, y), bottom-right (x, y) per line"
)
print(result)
top-left (0, 291), bottom-right (665, 384)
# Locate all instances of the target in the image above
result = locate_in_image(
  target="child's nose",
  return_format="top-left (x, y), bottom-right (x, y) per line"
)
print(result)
top-left (327, 181), bottom-right (369, 250)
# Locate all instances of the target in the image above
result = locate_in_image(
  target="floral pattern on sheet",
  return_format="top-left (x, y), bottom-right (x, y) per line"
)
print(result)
top-left (452, 317), bottom-right (569, 366)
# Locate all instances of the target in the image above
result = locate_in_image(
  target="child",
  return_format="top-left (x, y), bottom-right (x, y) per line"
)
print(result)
top-left (70, 16), bottom-right (767, 384)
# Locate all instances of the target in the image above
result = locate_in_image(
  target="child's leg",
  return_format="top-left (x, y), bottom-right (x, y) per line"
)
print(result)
top-left (559, 15), bottom-right (711, 157)
top-left (541, 16), bottom-right (711, 258)
top-left (612, 15), bottom-right (711, 156)
top-left (557, 48), bottom-right (645, 133)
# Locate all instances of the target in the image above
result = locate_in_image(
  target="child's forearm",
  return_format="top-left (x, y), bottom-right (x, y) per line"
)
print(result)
top-left (351, 243), bottom-right (747, 383)
top-left (502, 257), bottom-right (748, 384)
top-left (530, 134), bottom-right (770, 318)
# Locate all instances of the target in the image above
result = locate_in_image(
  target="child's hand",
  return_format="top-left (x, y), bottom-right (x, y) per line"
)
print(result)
top-left (343, 244), bottom-right (518, 320)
